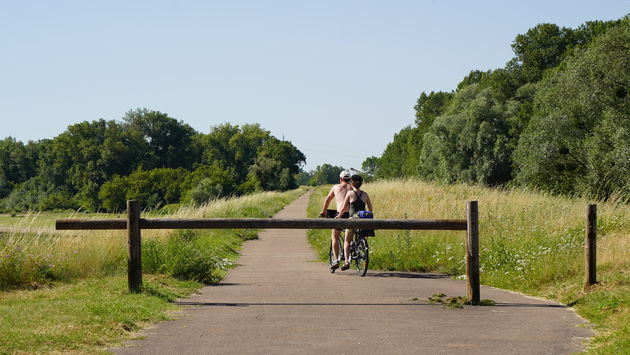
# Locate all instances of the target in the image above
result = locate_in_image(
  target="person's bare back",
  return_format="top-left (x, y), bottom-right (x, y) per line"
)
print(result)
top-left (319, 170), bottom-right (353, 217)
top-left (330, 183), bottom-right (352, 210)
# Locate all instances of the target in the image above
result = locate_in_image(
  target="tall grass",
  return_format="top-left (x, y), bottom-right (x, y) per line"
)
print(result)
top-left (308, 179), bottom-right (629, 289)
top-left (0, 189), bottom-right (305, 290)
top-left (307, 178), bottom-right (630, 352)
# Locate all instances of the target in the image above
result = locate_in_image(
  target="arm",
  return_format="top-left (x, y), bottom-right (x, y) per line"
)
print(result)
top-left (320, 187), bottom-right (335, 216)
top-left (365, 193), bottom-right (373, 212)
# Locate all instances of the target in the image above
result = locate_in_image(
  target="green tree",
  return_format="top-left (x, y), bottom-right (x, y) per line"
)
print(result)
top-left (417, 84), bottom-right (513, 185)
top-left (99, 168), bottom-right (191, 211)
top-left (377, 127), bottom-right (413, 179)
top-left (308, 164), bottom-right (345, 186)
top-left (0, 138), bottom-right (40, 197)
top-left (515, 21), bottom-right (630, 198)
top-left (294, 169), bottom-right (314, 186)
top-left (247, 138), bottom-right (305, 191)
top-left (511, 23), bottom-right (575, 82)
top-left (361, 156), bottom-right (380, 180)
top-left (98, 175), bottom-right (128, 212)
top-left (37, 119), bottom-right (147, 210)
top-left (197, 123), bottom-right (272, 186)
top-left (415, 91), bottom-right (454, 131)
top-left (123, 108), bottom-right (198, 170)
top-left (184, 165), bottom-right (236, 204)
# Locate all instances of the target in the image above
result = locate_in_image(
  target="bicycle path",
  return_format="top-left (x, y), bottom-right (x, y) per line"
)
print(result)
top-left (112, 191), bottom-right (592, 354)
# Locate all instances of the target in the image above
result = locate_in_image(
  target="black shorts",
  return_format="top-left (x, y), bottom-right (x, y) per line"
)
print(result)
top-left (324, 209), bottom-right (349, 219)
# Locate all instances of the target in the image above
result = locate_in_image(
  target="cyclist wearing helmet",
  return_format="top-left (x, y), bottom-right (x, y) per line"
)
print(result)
top-left (336, 174), bottom-right (373, 270)
top-left (319, 170), bottom-right (353, 270)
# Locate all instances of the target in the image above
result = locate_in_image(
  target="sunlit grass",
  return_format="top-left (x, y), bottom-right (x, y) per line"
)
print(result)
top-left (0, 188), bottom-right (305, 290)
top-left (0, 275), bottom-right (200, 354)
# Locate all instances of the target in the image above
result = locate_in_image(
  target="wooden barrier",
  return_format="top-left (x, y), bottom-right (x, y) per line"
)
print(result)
top-left (584, 204), bottom-right (597, 290)
top-left (127, 200), bottom-right (142, 293)
top-left (56, 218), bottom-right (469, 231)
top-left (466, 201), bottom-right (480, 305)
top-left (56, 200), bottom-right (480, 303)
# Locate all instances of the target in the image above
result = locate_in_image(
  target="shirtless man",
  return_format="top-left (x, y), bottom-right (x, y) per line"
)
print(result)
top-left (319, 170), bottom-right (353, 270)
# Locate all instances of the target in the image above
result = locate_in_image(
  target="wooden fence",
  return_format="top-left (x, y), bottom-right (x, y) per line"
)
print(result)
top-left (55, 200), bottom-right (481, 303)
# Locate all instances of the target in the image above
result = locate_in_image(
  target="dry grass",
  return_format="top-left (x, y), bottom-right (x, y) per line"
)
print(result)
top-left (309, 177), bottom-right (630, 289)
top-left (0, 189), bottom-right (304, 289)
top-left (364, 179), bottom-right (630, 276)
top-left (599, 232), bottom-right (630, 268)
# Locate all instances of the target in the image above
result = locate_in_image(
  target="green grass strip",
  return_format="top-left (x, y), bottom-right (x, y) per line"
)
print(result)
top-left (0, 275), bottom-right (199, 354)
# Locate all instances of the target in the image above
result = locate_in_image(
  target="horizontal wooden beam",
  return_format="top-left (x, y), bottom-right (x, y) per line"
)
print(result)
top-left (56, 219), bottom-right (127, 230)
top-left (56, 218), bottom-right (468, 231)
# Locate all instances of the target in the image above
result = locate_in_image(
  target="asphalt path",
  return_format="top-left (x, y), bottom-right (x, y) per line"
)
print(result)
top-left (112, 191), bottom-right (592, 354)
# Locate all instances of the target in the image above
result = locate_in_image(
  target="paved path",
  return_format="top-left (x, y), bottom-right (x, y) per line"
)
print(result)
top-left (113, 192), bottom-right (591, 354)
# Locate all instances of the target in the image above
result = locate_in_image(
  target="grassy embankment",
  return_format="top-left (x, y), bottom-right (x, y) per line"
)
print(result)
top-left (0, 188), bottom-right (305, 354)
top-left (307, 179), bottom-right (629, 354)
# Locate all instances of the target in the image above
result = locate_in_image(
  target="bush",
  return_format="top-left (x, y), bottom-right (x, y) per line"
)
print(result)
top-left (99, 168), bottom-right (191, 211)
top-left (142, 230), bottom-right (235, 284)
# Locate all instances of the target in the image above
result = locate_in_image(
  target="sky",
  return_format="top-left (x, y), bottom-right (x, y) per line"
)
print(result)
top-left (1, 1), bottom-right (628, 171)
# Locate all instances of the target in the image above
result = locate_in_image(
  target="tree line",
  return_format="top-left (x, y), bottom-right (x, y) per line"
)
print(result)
top-left (0, 109), bottom-right (305, 212)
top-left (365, 16), bottom-right (630, 201)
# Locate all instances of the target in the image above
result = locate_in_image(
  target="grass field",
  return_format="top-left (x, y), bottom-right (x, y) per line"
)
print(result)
top-left (0, 188), bottom-right (305, 353)
top-left (0, 210), bottom-right (115, 232)
top-left (307, 179), bottom-right (629, 354)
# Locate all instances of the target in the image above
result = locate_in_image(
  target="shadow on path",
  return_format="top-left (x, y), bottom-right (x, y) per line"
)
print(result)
top-left (367, 272), bottom-right (450, 279)
top-left (175, 301), bottom-right (567, 308)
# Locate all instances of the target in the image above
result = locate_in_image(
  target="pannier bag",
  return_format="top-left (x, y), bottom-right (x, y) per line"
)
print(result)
top-left (354, 210), bottom-right (375, 237)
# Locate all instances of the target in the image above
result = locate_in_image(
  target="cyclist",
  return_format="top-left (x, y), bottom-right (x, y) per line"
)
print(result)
top-left (336, 174), bottom-right (373, 270)
top-left (319, 170), bottom-right (353, 270)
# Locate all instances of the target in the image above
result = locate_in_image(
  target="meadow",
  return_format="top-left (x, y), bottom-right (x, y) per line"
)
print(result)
top-left (307, 179), bottom-right (629, 353)
top-left (0, 188), bottom-right (304, 353)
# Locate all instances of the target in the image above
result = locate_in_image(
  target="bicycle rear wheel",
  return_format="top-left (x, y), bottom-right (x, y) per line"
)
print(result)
top-left (354, 236), bottom-right (369, 277)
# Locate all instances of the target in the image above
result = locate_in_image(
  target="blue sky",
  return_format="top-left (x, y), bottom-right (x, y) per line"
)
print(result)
top-left (1, 1), bottom-right (628, 171)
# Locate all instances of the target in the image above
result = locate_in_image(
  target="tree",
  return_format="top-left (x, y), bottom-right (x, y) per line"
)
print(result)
top-left (308, 164), bottom-right (345, 186)
top-left (294, 169), bottom-right (314, 186)
top-left (0, 138), bottom-right (40, 197)
top-left (99, 168), bottom-right (191, 211)
top-left (415, 91), bottom-right (453, 130)
top-left (377, 127), bottom-right (413, 179)
top-left (456, 70), bottom-right (485, 91)
top-left (123, 108), bottom-right (198, 170)
top-left (361, 156), bottom-right (380, 180)
top-left (247, 138), bottom-right (305, 191)
top-left (197, 123), bottom-right (272, 187)
top-left (511, 23), bottom-right (574, 82)
top-left (184, 165), bottom-right (235, 204)
top-left (37, 119), bottom-right (148, 210)
top-left (515, 21), bottom-right (630, 199)
top-left (415, 84), bottom-right (513, 185)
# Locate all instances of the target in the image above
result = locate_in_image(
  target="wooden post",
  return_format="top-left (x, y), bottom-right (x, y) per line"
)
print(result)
top-left (127, 200), bottom-right (142, 293)
top-left (466, 201), bottom-right (480, 305)
top-left (584, 204), bottom-right (597, 290)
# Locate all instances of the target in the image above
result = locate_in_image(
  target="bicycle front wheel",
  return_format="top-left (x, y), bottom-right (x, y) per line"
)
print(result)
top-left (354, 237), bottom-right (369, 277)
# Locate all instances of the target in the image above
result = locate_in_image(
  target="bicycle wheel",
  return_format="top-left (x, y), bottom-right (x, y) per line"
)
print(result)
top-left (328, 232), bottom-right (344, 273)
top-left (354, 236), bottom-right (369, 277)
